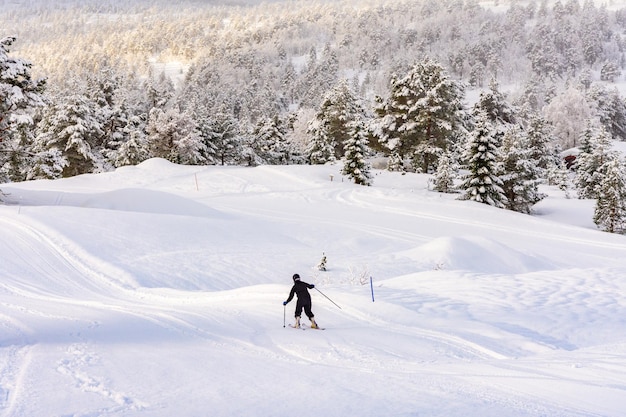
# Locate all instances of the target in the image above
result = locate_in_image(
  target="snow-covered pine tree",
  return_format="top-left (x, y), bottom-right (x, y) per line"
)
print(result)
top-left (587, 84), bottom-right (626, 141)
top-left (297, 43), bottom-right (339, 109)
top-left (144, 69), bottom-right (175, 110)
top-left (145, 107), bottom-right (207, 165)
top-left (600, 61), bottom-right (621, 83)
top-left (473, 78), bottom-right (516, 133)
top-left (432, 151), bottom-right (457, 193)
top-left (305, 117), bottom-right (337, 165)
top-left (545, 158), bottom-right (572, 198)
top-left (593, 154), bottom-right (626, 234)
top-left (374, 58), bottom-right (466, 173)
top-left (200, 111), bottom-right (242, 166)
top-left (114, 115), bottom-right (149, 167)
top-left (578, 121), bottom-right (596, 155)
top-left (27, 147), bottom-right (66, 180)
top-left (306, 79), bottom-right (365, 165)
top-left (341, 119), bottom-right (372, 186)
top-left (317, 253), bottom-right (327, 271)
top-left (32, 91), bottom-right (105, 178)
top-left (183, 100), bottom-right (220, 166)
top-left (145, 107), bottom-right (177, 162)
top-left (525, 112), bottom-right (556, 174)
top-left (386, 152), bottom-right (404, 172)
top-left (575, 127), bottom-right (616, 199)
top-left (499, 126), bottom-right (546, 213)
top-left (86, 66), bottom-right (137, 167)
top-left (459, 110), bottom-right (505, 208)
top-left (252, 115), bottom-right (292, 165)
top-left (0, 36), bottom-right (46, 184)
top-left (0, 118), bottom-right (35, 182)
top-left (174, 110), bottom-right (207, 165)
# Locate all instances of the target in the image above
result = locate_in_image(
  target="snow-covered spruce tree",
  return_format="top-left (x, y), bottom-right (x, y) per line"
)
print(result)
top-left (459, 110), bottom-right (505, 208)
top-left (386, 152), bottom-right (404, 172)
top-left (578, 121), bottom-right (596, 155)
top-left (305, 117), bottom-right (337, 165)
top-left (174, 114), bottom-right (207, 166)
top-left (113, 115), bottom-right (149, 167)
top-left (546, 158), bottom-right (573, 199)
top-left (473, 78), bottom-right (516, 135)
top-left (587, 83), bottom-right (626, 141)
top-left (186, 101), bottom-right (220, 166)
top-left (27, 147), bottom-right (66, 180)
top-left (306, 79), bottom-right (365, 165)
top-left (297, 43), bottom-right (340, 109)
top-left (252, 115), bottom-right (292, 165)
top-left (575, 127), bottom-right (615, 199)
top-left (0, 36), bottom-right (46, 184)
top-left (341, 120), bottom-right (372, 186)
top-left (525, 112), bottom-right (556, 174)
top-left (87, 68), bottom-right (126, 142)
top-left (1, 119), bottom-right (35, 182)
top-left (145, 107), bottom-right (178, 162)
top-left (32, 92), bottom-right (105, 178)
top-left (374, 58), bottom-right (466, 173)
top-left (145, 107), bottom-right (206, 165)
top-left (600, 61), bottom-right (621, 83)
top-left (432, 151), bottom-right (457, 193)
top-left (317, 253), bottom-right (327, 271)
top-left (144, 68), bottom-right (175, 110)
top-left (594, 155), bottom-right (626, 234)
top-left (204, 111), bottom-right (242, 166)
top-left (86, 66), bottom-right (141, 167)
top-left (499, 126), bottom-right (546, 213)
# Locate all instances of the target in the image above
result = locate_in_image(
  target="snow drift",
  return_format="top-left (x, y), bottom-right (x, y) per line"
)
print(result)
top-left (402, 235), bottom-right (556, 274)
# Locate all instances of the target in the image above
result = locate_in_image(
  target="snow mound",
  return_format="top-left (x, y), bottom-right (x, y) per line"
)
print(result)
top-left (4, 186), bottom-right (226, 218)
top-left (134, 157), bottom-right (181, 172)
top-left (405, 236), bottom-right (555, 274)
top-left (80, 188), bottom-right (227, 218)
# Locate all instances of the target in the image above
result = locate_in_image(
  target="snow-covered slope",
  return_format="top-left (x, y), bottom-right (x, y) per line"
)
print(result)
top-left (1, 159), bottom-right (625, 416)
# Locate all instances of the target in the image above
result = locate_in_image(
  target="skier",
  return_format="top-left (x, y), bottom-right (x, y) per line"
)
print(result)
top-left (283, 273), bottom-right (319, 329)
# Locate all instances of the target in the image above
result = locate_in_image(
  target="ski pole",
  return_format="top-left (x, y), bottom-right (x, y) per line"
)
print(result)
top-left (283, 303), bottom-right (286, 328)
top-left (315, 287), bottom-right (342, 310)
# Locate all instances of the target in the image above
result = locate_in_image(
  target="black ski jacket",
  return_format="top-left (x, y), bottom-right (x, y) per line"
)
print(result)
top-left (285, 280), bottom-right (314, 303)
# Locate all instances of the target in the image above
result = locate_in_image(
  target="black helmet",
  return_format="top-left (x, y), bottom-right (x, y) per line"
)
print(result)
top-left (292, 273), bottom-right (300, 281)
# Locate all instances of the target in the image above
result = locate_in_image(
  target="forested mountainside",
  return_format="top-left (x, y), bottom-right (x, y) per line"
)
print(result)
top-left (3, 1), bottom-right (626, 217)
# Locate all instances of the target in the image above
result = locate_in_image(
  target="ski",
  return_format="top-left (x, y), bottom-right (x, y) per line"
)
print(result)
top-left (288, 324), bottom-right (325, 330)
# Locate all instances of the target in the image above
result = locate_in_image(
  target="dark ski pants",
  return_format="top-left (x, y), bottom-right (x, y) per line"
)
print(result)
top-left (295, 298), bottom-right (314, 319)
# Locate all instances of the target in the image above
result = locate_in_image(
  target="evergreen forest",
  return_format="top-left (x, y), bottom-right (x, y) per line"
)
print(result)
top-left (3, 0), bottom-right (626, 230)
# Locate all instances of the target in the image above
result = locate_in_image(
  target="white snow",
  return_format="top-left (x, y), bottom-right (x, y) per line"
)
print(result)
top-left (1, 158), bottom-right (626, 416)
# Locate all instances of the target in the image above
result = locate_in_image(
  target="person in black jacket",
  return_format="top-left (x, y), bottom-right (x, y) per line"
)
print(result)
top-left (283, 273), bottom-right (319, 328)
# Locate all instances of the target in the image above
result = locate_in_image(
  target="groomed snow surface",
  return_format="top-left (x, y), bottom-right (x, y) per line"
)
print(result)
top-left (1, 158), bottom-right (625, 417)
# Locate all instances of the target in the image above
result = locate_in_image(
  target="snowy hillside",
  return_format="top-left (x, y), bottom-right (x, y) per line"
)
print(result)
top-left (1, 159), bottom-right (625, 416)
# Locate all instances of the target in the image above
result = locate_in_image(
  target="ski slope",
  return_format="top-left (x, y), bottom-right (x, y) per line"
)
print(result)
top-left (1, 158), bottom-right (625, 416)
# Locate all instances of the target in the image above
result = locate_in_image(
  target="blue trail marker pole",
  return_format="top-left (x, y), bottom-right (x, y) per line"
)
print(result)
top-left (370, 276), bottom-right (375, 302)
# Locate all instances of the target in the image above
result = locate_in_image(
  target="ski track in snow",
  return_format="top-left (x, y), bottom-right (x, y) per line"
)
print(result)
top-left (341, 187), bottom-right (626, 253)
top-left (55, 342), bottom-right (149, 415)
top-left (0, 314), bottom-right (33, 417)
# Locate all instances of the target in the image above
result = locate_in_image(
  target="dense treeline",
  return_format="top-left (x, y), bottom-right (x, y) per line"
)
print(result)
top-left (3, 0), bottom-right (626, 230)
